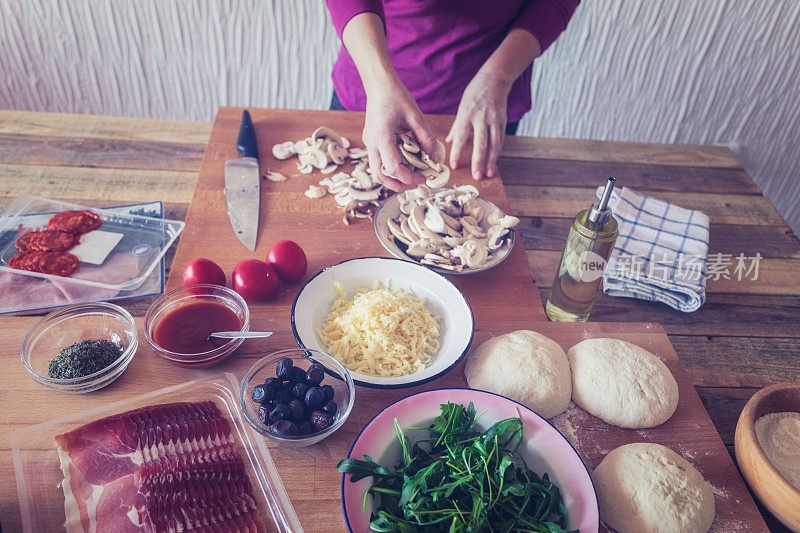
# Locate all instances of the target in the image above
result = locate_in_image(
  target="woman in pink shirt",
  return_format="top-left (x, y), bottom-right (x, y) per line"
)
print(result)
top-left (326, 1), bottom-right (579, 191)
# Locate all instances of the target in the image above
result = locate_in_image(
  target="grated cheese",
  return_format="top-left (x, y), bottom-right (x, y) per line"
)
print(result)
top-left (318, 282), bottom-right (440, 377)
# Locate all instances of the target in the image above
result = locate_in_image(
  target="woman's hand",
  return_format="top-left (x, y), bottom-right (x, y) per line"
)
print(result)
top-left (363, 78), bottom-right (440, 192)
top-left (446, 72), bottom-right (512, 180)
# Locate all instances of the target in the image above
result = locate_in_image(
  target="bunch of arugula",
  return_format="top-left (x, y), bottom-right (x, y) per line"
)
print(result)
top-left (337, 402), bottom-right (575, 532)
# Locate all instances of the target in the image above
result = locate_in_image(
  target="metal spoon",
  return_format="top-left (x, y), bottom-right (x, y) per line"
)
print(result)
top-left (208, 331), bottom-right (274, 341)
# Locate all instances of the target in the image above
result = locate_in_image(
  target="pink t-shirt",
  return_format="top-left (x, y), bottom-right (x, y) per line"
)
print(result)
top-left (326, 0), bottom-right (579, 122)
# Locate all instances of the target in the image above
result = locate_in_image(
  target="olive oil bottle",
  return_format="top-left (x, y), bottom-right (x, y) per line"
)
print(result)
top-left (546, 178), bottom-right (618, 322)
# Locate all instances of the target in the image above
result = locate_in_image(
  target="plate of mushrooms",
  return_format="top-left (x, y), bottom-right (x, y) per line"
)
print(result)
top-left (374, 185), bottom-right (520, 274)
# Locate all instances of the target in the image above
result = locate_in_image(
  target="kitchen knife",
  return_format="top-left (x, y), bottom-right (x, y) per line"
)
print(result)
top-left (224, 110), bottom-right (260, 251)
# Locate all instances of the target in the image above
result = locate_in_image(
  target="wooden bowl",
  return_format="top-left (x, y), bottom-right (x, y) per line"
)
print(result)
top-left (734, 381), bottom-right (800, 532)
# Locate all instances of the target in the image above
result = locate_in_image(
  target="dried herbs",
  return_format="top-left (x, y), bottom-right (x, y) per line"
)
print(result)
top-left (338, 402), bottom-right (574, 532)
top-left (48, 339), bottom-right (122, 379)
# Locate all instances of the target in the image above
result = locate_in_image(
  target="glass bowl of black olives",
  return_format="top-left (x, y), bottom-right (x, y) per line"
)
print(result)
top-left (239, 348), bottom-right (355, 447)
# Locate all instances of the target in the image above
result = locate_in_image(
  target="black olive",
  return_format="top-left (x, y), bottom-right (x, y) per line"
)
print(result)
top-left (270, 403), bottom-right (291, 422)
top-left (304, 386), bottom-right (325, 410)
top-left (271, 420), bottom-right (299, 436)
top-left (306, 363), bottom-right (325, 384)
top-left (297, 422), bottom-right (312, 435)
top-left (320, 384), bottom-right (335, 403)
top-left (263, 377), bottom-right (281, 388)
top-left (322, 400), bottom-right (337, 416)
top-left (275, 357), bottom-right (293, 380)
top-left (273, 389), bottom-right (291, 405)
top-left (289, 366), bottom-right (307, 383)
top-left (288, 399), bottom-right (306, 423)
top-left (310, 410), bottom-right (334, 431)
top-left (292, 382), bottom-right (310, 399)
top-left (251, 384), bottom-right (266, 403)
top-left (257, 404), bottom-right (272, 425)
top-left (251, 384), bottom-right (275, 404)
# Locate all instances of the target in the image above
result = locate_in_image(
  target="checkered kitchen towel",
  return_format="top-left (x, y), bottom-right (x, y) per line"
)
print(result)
top-left (595, 186), bottom-right (710, 312)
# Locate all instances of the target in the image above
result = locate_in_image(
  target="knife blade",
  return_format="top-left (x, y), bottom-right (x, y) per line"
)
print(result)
top-left (224, 110), bottom-right (260, 251)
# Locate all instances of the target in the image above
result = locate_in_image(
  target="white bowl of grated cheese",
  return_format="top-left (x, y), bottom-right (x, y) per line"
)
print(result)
top-left (291, 257), bottom-right (474, 388)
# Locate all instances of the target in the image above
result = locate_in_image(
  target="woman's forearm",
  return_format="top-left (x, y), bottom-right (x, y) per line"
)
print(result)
top-left (341, 13), bottom-right (398, 93)
top-left (475, 28), bottom-right (543, 91)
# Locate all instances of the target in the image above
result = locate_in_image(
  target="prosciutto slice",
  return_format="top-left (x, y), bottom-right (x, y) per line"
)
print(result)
top-left (55, 401), bottom-right (265, 532)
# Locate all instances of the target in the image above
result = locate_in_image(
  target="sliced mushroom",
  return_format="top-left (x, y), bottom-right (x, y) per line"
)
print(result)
top-left (388, 218), bottom-right (412, 246)
top-left (293, 139), bottom-right (310, 154)
top-left (264, 170), bottom-right (288, 182)
top-left (272, 142), bottom-right (295, 160)
top-left (456, 184), bottom-right (479, 196)
top-left (400, 218), bottom-right (418, 243)
top-left (451, 240), bottom-right (489, 269)
top-left (399, 146), bottom-right (428, 169)
top-left (311, 126), bottom-right (350, 149)
top-left (407, 239), bottom-right (439, 258)
top-left (297, 164), bottom-right (313, 174)
top-left (327, 142), bottom-right (348, 165)
top-left (423, 206), bottom-right (446, 234)
top-left (304, 185), bottom-right (327, 199)
top-left (348, 147), bottom-right (368, 159)
top-left (321, 163), bottom-right (339, 174)
top-left (399, 133), bottom-right (420, 153)
top-left (486, 226), bottom-right (509, 250)
top-left (464, 201), bottom-right (483, 222)
top-left (443, 235), bottom-right (468, 247)
top-left (399, 197), bottom-right (415, 215)
top-left (498, 215), bottom-right (520, 229)
top-left (349, 186), bottom-right (382, 202)
top-left (421, 253), bottom-right (462, 271)
top-left (439, 210), bottom-right (462, 231)
top-left (485, 210), bottom-right (503, 227)
top-left (460, 216), bottom-right (487, 238)
top-left (410, 206), bottom-right (446, 245)
top-left (423, 166), bottom-right (450, 189)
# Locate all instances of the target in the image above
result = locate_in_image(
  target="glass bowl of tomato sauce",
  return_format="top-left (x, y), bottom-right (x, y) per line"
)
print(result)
top-left (144, 284), bottom-right (249, 367)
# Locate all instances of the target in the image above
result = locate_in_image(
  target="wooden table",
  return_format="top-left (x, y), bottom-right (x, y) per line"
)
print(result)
top-left (1, 109), bottom-right (798, 531)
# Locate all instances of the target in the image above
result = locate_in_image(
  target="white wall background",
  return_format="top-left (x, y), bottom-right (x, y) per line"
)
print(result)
top-left (1, 0), bottom-right (799, 235)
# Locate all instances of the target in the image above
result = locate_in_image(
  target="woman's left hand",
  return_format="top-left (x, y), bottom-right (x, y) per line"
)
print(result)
top-left (446, 72), bottom-right (512, 180)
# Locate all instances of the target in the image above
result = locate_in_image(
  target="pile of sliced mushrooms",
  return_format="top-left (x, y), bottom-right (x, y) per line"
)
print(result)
top-left (389, 185), bottom-right (520, 271)
top-left (270, 128), bottom-right (450, 224)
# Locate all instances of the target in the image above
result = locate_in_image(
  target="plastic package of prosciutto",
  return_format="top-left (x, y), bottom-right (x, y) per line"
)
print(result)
top-left (11, 373), bottom-right (302, 532)
top-left (0, 195), bottom-right (184, 292)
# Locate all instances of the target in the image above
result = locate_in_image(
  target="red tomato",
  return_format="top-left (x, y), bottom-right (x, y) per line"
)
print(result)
top-left (266, 240), bottom-right (307, 283)
top-left (232, 259), bottom-right (280, 302)
top-left (182, 258), bottom-right (226, 287)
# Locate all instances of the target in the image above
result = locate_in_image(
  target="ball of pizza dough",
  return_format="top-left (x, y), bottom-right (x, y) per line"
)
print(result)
top-left (592, 443), bottom-right (715, 533)
top-left (568, 338), bottom-right (679, 428)
top-left (465, 330), bottom-right (571, 419)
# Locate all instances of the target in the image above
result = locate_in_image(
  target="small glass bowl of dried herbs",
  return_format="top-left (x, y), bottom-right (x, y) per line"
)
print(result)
top-left (21, 302), bottom-right (138, 393)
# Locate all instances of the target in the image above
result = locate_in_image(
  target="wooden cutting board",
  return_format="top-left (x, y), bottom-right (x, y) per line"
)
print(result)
top-left (0, 318), bottom-right (767, 531)
top-left (165, 107), bottom-right (546, 323)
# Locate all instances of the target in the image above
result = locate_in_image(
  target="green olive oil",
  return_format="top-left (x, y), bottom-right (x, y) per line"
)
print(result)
top-left (546, 178), bottom-right (619, 322)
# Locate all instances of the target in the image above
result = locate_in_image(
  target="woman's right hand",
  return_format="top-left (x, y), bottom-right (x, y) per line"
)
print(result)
top-left (363, 77), bottom-right (440, 192)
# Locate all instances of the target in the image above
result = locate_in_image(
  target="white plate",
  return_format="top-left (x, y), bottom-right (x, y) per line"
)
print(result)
top-left (290, 257), bottom-right (474, 388)
top-left (373, 192), bottom-right (515, 275)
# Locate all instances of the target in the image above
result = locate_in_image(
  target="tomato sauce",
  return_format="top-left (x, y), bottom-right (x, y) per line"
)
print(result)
top-left (153, 301), bottom-right (242, 354)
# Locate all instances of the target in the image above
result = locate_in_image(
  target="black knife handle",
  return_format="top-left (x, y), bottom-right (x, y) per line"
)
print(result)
top-left (236, 109), bottom-right (259, 159)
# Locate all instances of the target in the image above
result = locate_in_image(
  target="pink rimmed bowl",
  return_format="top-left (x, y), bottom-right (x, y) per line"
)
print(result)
top-left (341, 388), bottom-right (599, 532)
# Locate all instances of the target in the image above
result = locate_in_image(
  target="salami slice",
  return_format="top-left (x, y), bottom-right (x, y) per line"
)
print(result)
top-left (8, 250), bottom-right (79, 276)
top-left (8, 252), bottom-right (33, 271)
top-left (36, 251), bottom-right (79, 276)
top-left (16, 229), bottom-right (79, 252)
top-left (14, 231), bottom-right (40, 252)
top-left (48, 210), bottom-right (102, 234)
